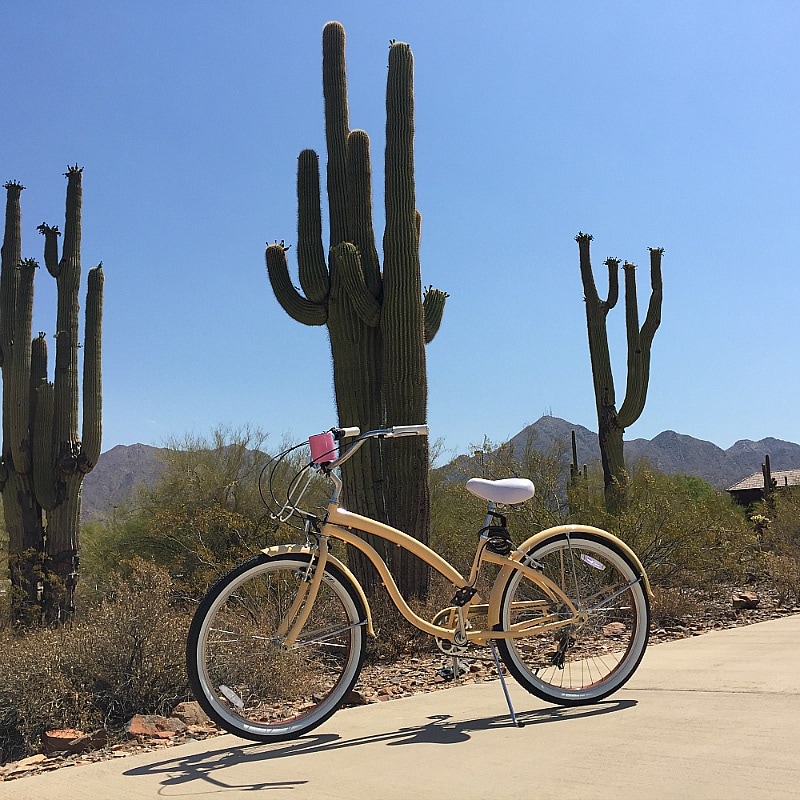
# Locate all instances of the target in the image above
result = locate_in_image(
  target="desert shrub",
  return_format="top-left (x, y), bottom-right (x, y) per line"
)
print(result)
top-left (430, 436), bottom-right (571, 574)
top-left (650, 585), bottom-right (705, 627)
top-left (570, 465), bottom-right (757, 586)
top-left (753, 488), bottom-right (800, 602)
top-left (0, 560), bottom-right (190, 761)
top-left (80, 426), bottom-right (328, 596)
top-left (433, 440), bottom-right (755, 589)
top-left (762, 553), bottom-right (800, 604)
top-left (567, 465), bottom-right (756, 586)
top-left (84, 503), bottom-right (274, 598)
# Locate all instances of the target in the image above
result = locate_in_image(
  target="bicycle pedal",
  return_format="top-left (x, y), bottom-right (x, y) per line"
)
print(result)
top-left (436, 658), bottom-right (469, 680)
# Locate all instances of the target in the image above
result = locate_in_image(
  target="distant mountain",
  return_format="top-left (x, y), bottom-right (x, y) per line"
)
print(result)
top-left (81, 443), bottom-right (166, 522)
top-left (509, 417), bottom-right (800, 489)
top-left (80, 419), bottom-right (800, 521)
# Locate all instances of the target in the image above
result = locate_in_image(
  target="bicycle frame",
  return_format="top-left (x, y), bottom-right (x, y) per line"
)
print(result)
top-left (264, 502), bottom-right (650, 651)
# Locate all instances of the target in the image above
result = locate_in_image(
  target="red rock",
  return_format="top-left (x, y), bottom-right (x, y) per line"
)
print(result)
top-left (125, 714), bottom-right (186, 739)
top-left (171, 701), bottom-right (210, 726)
top-left (43, 728), bottom-right (108, 755)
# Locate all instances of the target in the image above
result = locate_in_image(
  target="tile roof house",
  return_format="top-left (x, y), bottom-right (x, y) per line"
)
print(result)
top-left (727, 468), bottom-right (800, 505)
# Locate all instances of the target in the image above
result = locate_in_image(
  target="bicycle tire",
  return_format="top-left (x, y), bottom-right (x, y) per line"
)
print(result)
top-left (186, 552), bottom-right (368, 742)
top-left (496, 531), bottom-right (650, 705)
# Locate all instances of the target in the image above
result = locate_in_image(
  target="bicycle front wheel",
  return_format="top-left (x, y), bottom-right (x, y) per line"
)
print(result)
top-left (497, 531), bottom-right (650, 705)
top-left (187, 552), bottom-right (367, 742)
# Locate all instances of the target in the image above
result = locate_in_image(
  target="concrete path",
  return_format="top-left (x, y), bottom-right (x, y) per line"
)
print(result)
top-left (4, 614), bottom-right (800, 799)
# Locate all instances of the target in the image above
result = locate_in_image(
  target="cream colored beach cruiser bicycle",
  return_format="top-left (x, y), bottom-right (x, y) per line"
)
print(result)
top-left (186, 425), bottom-right (651, 742)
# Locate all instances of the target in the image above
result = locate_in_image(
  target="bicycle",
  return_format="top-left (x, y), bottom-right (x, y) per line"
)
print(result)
top-left (186, 424), bottom-right (651, 742)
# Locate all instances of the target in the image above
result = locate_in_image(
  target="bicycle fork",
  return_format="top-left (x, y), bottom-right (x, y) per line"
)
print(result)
top-left (278, 538), bottom-right (329, 647)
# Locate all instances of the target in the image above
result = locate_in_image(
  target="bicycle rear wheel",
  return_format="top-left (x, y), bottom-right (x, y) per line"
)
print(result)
top-left (497, 531), bottom-right (650, 705)
top-left (187, 552), bottom-right (367, 742)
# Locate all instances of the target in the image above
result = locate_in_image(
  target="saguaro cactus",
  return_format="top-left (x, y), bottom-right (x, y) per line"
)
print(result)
top-left (1, 167), bottom-right (103, 624)
top-left (266, 23), bottom-right (446, 597)
top-left (576, 232), bottom-right (662, 511)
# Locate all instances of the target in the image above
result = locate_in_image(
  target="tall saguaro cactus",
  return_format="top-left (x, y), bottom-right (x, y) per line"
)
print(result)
top-left (576, 232), bottom-right (662, 511)
top-left (266, 23), bottom-right (446, 597)
top-left (1, 167), bottom-right (103, 624)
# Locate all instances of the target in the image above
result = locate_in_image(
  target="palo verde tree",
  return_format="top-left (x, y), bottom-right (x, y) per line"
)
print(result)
top-left (1, 167), bottom-right (103, 625)
top-left (266, 22), bottom-right (447, 598)
top-left (576, 232), bottom-right (662, 512)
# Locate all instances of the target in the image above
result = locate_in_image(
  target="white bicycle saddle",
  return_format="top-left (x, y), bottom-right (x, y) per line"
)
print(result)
top-left (465, 477), bottom-right (535, 505)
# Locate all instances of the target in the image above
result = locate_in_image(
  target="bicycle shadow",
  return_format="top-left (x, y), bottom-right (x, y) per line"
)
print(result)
top-left (123, 699), bottom-right (636, 793)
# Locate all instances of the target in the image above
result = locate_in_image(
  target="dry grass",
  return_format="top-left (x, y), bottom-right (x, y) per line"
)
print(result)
top-left (0, 560), bottom-right (191, 762)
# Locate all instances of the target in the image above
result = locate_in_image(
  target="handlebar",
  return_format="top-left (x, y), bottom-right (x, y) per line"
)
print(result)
top-left (310, 424), bottom-right (429, 469)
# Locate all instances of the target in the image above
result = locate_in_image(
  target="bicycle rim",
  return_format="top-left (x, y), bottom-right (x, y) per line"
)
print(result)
top-left (498, 532), bottom-right (650, 705)
top-left (187, 553), bottom-right (367, 741)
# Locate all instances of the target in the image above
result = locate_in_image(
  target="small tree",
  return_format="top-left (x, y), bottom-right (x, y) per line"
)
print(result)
top-left (576, 232), bottom-right (662, 512)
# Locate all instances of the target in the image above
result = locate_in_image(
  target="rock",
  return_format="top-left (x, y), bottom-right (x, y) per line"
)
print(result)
top-left (171, 701), bottom-right (210, 726)
top-left (603, 622), bottom-right (628, 637)
top-left (42, 728), bottom-right (108, 755)
top-left (732, 591), bottom-right (760, 610)
top-left (342, 689), bottom-right (368, 706)
top-left (4, 753), bottom-right (49, 777)
top-left (125, 714), bottom-right (187, 739)
top-left (15, 753), bottom-right (48, 768)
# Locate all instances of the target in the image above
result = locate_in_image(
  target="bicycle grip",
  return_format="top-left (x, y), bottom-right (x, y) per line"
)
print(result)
top-left (333, 427), bottom-right (361, 439)
top-left (388, 424), bottom-right (429, 437)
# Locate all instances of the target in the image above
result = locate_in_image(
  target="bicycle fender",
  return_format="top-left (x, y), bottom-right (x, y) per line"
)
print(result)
top-left (261, 543), bottom-right (375, 636)
top-left (487, 524), bottom-right (653, 626)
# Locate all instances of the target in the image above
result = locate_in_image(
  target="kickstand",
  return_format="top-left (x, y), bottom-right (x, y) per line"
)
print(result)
top-left (489, 641), bottom-right (524, 728)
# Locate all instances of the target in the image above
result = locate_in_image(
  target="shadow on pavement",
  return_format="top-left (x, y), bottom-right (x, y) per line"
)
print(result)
top-left (123, 698), bottom-right (636, 793)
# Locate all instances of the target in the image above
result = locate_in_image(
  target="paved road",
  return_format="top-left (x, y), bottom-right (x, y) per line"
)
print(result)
top-left (5, 614), bottom-right (800, 799)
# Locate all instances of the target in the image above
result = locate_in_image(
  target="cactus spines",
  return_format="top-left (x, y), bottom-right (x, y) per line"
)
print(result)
top-left (1, 167), bottom-right (103, 625)
top-left (576, 232), bottom-right (663, 511)
top-left (266, 23), bottom-right (446, 597)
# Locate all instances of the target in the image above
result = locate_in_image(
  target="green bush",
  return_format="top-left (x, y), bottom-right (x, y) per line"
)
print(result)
top-left (753, 488), bottom-right (800, 602)
top-left (79, 426), bottom-right (321, 596)
top-left (567, 464), bottom-right (757, 586)
top-left (431, 438), bottom-right (757, 589)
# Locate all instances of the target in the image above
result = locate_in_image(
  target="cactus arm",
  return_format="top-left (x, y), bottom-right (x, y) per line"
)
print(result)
top-left (36, 223), bottom-right (62, 278)
top-left (332, 243), bottom-right (381, 326)
top-left (60, 165), bottom-right (82, 273)
top-left (9, 259), bottom-right (37, 473)
top-left (577, 232), bottom-right (620, 312)
top-left (604, 258), bottom-right (620, 311)
top-left (323, 21), bottom-right (350, 247)
top-left (30, 331), bottom-right (48, 427)
top-left (641, 247), bottom-right (664, 347)
top-left (576, 232), bottom-right (599, 304)
top-left (297, 150), bottom-right (330, 303)
top-left (422, 286), bottom-right (447, 344)
top-left (1, 182), bottom-right (24, 367)
top-left (382, 41), bottom-right (424, 386)
top-left (617, 250), bottom-right (663, 428)
top-left (32, 381), bottom-right (56, 511)
top-left (52, 167), bottom-right (82, 455)
top-left (576, 233), bottom-right (618, 412)
top-left (346, 130), bottom-right (382, 295)
top-left (81, 263), bottom-right (103, 469)
top-left (265, 243), bottom-right (327, 325)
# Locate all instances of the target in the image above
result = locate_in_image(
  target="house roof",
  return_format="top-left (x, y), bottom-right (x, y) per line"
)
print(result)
top-left (728, 469), bottom-right (800, 492)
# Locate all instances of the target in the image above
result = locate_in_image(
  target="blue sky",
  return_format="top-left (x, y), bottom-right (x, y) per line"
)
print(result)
top-left (2, 1), bottom-right (798, 459)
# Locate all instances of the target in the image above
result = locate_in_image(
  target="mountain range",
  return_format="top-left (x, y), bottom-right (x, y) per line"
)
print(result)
top-left (80, 417), bottom-right (800, 521)
top-left (507, 417), bottom-right (800, 489)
